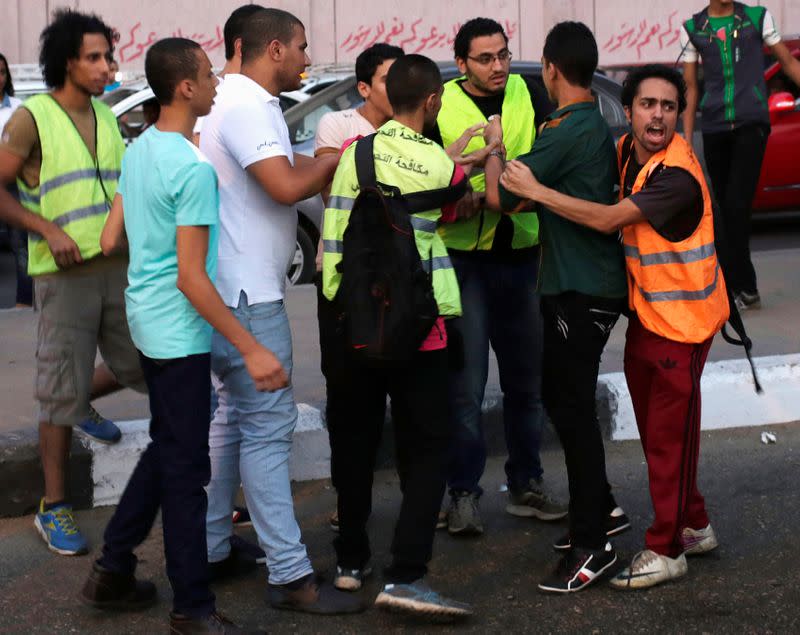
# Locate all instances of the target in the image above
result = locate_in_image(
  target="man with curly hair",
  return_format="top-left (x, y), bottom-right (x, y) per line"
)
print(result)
top-left (0, 9), bottom-right (145, 555)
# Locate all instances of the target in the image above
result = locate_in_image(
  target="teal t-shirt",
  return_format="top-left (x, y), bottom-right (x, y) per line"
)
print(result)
top-left (120, 126), bottom-right (219, 359)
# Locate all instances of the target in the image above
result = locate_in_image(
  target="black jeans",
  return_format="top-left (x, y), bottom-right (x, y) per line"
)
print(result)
top-left (703, 123), bottom-right (769, 295)
top-left (541, 292), bottom-right (624, 550)
top-left (319, 292), bottom-right (450, 584)
top-left (98, 352), bottom-right (215, 619)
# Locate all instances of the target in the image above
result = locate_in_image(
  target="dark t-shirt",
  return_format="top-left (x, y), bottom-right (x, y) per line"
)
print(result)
top-left (622, 149), bottom-right (704, 242)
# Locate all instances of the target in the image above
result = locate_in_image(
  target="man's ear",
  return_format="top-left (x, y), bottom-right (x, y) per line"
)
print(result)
top-left (177, 78), bottom-right (194, 101)
top-left (234, 37), bottom-right (243, 61)
top-left (357, 80), bottom-right (371, 100)
top-left (455, 56), bottom-right (467, 76)
top-left (267, 38), bottom-right (283, 61)
top-left (623, 105), bottom-right (632, 124)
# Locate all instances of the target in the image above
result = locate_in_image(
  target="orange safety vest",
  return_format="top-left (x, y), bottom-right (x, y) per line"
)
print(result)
top-left (618, 133), bottom-right (729, 343)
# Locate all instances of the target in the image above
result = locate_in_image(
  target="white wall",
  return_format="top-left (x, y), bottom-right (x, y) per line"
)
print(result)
top-left (2, 1), bottom-right (798, 69)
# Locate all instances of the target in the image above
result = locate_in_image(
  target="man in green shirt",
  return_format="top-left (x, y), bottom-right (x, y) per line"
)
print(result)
top-left (486, 21), bottom-right (629, 594)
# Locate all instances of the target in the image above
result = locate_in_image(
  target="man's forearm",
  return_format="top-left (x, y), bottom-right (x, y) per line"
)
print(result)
top-left (483, 153), bottom-right (505, 212)
top-left (534, 186), bottom-right (624, 234)
top-left (0, 187), bottom-right (56, 237)
top-left (177, 272), bottom-right (260, 357)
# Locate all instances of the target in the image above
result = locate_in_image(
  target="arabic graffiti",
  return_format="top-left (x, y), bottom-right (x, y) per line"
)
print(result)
top-left (602, 11), bottom-right (681, 60)
top-left (339, 17), bottom-right (518, 55)
top-left (116, 22), bottom-right (224, 63)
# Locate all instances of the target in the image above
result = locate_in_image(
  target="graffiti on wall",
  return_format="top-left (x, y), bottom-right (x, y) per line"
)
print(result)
top-left (338, 17), bottom-right (518, 55)
top-left (116, 22), bottom-right (225, 63)
top-left (601, 11), bottom-right (682, 61)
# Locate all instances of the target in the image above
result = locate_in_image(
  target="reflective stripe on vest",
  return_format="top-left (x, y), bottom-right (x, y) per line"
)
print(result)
top-left (18, 94), bottom-right (125, 275)
top-left (618, 133), bottom-right (730, 343)
top-left (322, 121), bottom-right (462, 317)
top-left (436, 74), bottom-right (538, 251)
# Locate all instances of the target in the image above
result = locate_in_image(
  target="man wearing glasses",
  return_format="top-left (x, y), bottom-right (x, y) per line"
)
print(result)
top-left (428, 17), bottom-right (566, 536)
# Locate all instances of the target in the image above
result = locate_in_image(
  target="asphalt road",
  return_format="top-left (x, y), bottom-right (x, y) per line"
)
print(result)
top-left (1, 422), bottom-right (798, 633)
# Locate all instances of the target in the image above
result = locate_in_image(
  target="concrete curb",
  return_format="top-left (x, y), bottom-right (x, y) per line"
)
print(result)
top-left (1, 353), bottom-right (798, 516)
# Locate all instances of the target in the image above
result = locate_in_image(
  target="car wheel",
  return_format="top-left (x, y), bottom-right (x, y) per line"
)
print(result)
top-left (287, 223), bottom-right (316, 285)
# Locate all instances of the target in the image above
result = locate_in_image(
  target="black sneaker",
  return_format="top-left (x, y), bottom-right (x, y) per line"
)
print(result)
top-left (735, 290), bottom-right (761, 311)
top-left (268, 573), bottom-right (366, 614)
top-left (231, 506), bottom-right (252, 528)
top-left (538, 542), bottom-right (617, 593)
top-left (506, 478), bottom-right (568, 521)
top-left (79, 562), bottom-right (157, 611)
top-left (169, 610), bottom-right (264, 634)
top-left (329, 510), bottom-right (339, 532)
top-left (553, 507), bottom-right (631, 551)
top-left (446, 491), bottom-right (483, 536)
top-left (209, 535), bottom-right (266, 582)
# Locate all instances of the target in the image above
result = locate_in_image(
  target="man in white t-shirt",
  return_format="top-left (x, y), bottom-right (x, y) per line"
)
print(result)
top-left (193, 4), bottom-right (264, 144)
top-left (200, 8), bottom-right (363, 615)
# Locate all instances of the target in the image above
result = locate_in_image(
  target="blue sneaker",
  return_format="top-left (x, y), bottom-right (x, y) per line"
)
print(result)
top-left (33, 498), bottom-right (89, 555)
top-left (76, 405), bottom-right (121, 444)
top-left (374, 581), bottom-right (472, 621)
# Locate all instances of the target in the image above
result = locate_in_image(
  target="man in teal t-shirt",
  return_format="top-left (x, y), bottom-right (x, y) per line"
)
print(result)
top-left (80, 38), bottom-right (288, 633)
top-left (491, 22), bottom-right (630, 595)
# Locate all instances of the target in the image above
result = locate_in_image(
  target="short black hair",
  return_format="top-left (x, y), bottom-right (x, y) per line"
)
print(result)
top-left (223, 4), bottom-right (265, 60)
top-left (145, 38), bottom-right (203, 105)
top-left (453, 18), bottom-right (508, 60)
top-left (0, 53), bottom-right (14, 97)
top-left (39, 9), bottom-right (115, 89)
top-left (542, 22), bottom-right (597, 88)
top-left (621, 64), bottom-right (687, 114)
top-left (240, 8), bottom-right (304, 65)
top-left (355, 43), bottom-right (405, 85)
top-left (386, 54), bottom-right (442, 114)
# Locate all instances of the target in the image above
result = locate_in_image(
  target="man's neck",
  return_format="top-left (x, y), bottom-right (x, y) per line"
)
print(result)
top-left (392, 112), bottom-right (425, 134)
top-left (240, 62), bottom-right (282, 97)
top-left (357, 102), bottom-right (389, 130)
top-left (556, 85), bottom-right (593, 110)
top-left (51, 81), bottom-right (92, 111)
top-left (155, 105), bottom-right (196, 140)
top-left (220, 58), bottom-right (240, 78)
top-left (708, 1), bottom-right (735, 18)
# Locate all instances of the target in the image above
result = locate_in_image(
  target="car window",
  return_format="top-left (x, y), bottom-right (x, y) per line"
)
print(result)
top-left (287, 83), bottom-right (362, 146)
top-left (116, 98), bottom-right (160, 146)
top-left (101, 87), bottom-right (140, 108)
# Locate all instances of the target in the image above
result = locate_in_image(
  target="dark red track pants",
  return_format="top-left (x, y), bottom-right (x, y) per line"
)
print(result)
top-left (624, 315), bottom-right (713, 558)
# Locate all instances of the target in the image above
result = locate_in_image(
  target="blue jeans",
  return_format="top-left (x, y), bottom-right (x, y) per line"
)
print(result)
top-left (447, 254), bottom-right (544, 495)
top-left (205, 292), bottom-right (313, 585)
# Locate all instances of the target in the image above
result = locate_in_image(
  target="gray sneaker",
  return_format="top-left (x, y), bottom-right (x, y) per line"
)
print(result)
top-left (446, 491), bottom-right (483, 536)
top-left (506, 478), bottom-right (568, 521)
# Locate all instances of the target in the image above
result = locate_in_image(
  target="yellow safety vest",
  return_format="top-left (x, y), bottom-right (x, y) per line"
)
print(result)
top-left (322, 120), bottom-right (462, 317)
top-left (17, 94), bottom-right (124, 276)
top-left (436, 74), bottom-right (538, 250)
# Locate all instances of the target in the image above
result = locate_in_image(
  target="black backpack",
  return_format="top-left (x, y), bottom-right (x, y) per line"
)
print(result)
top-left (336, 133), bottom-right (467, 367)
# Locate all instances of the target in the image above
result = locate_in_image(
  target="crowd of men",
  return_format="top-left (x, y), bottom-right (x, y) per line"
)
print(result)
top-left (1, 1), bottom-right (797, 632)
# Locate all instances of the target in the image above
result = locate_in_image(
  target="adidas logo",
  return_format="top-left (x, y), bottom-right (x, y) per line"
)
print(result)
top-left (659, 357), bottom-right (678, 370)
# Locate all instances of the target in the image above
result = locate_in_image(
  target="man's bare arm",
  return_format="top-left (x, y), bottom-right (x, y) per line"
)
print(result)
top-left (500, 159), bottom-right (644, 233)
top-left (0, 148), bottom-right (83, 267)
top-left (100, 193), bottom-right (128, 256)
top-left (771, 40), bottom-right (800, 88)
top-left (682, 61), bottom-right (699, 144)
top-left (176, 225), bottom-right (288, 392)
top-left (247, 153), bottom-right (338, 205)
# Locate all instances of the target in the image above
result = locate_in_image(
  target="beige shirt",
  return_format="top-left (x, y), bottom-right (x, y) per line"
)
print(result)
top-left (313, 108), bottom-right (377, 270)
top-left (0, 97), bottom-right (98, 188)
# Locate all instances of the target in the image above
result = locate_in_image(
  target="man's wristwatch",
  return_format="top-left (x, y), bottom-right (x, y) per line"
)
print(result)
top-left (488, 149), bottom-right (505, 160)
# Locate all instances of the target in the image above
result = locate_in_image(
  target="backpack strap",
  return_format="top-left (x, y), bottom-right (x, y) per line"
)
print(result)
top-left (354, 133), bottom-right (378, 189)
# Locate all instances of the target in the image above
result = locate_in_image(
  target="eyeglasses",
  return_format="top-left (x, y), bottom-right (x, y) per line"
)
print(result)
top-left (466, 49), bottom-right (512, 65)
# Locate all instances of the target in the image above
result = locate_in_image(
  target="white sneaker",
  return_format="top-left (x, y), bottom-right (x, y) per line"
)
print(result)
top-left (681, 524), bottom-right (719, 555)
top-left (609, 549), bottom-right (688, 590)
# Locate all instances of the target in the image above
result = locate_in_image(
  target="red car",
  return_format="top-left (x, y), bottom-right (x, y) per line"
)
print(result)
top-left (754, 40), bottom-right (800, 212)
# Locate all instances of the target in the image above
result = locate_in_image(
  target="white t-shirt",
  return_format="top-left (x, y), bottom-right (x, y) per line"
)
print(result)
top-left (193, 75), bottom-right (224, 136)
top-left (0, 94), bottom-right (23, 134)
top-left (679, 9), bottom-right (781, 63)
top-left (313, 108), bottom-right (376, 154)
top-left (313, 108), bottom-right (377, 269)
top-left (200, 73), bottom-right (297, 307)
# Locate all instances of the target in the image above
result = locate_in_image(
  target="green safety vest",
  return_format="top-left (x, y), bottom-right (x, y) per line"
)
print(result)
top-left (322, 120), bottom-right (462, 317)
top-left (17, 94), bottom-right (124, 276)
top-left (437, 74), bottom-right (538, 251)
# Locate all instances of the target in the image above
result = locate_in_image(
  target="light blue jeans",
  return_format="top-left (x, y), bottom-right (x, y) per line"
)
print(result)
top-left (206, 292), bottom-right (313, 585)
